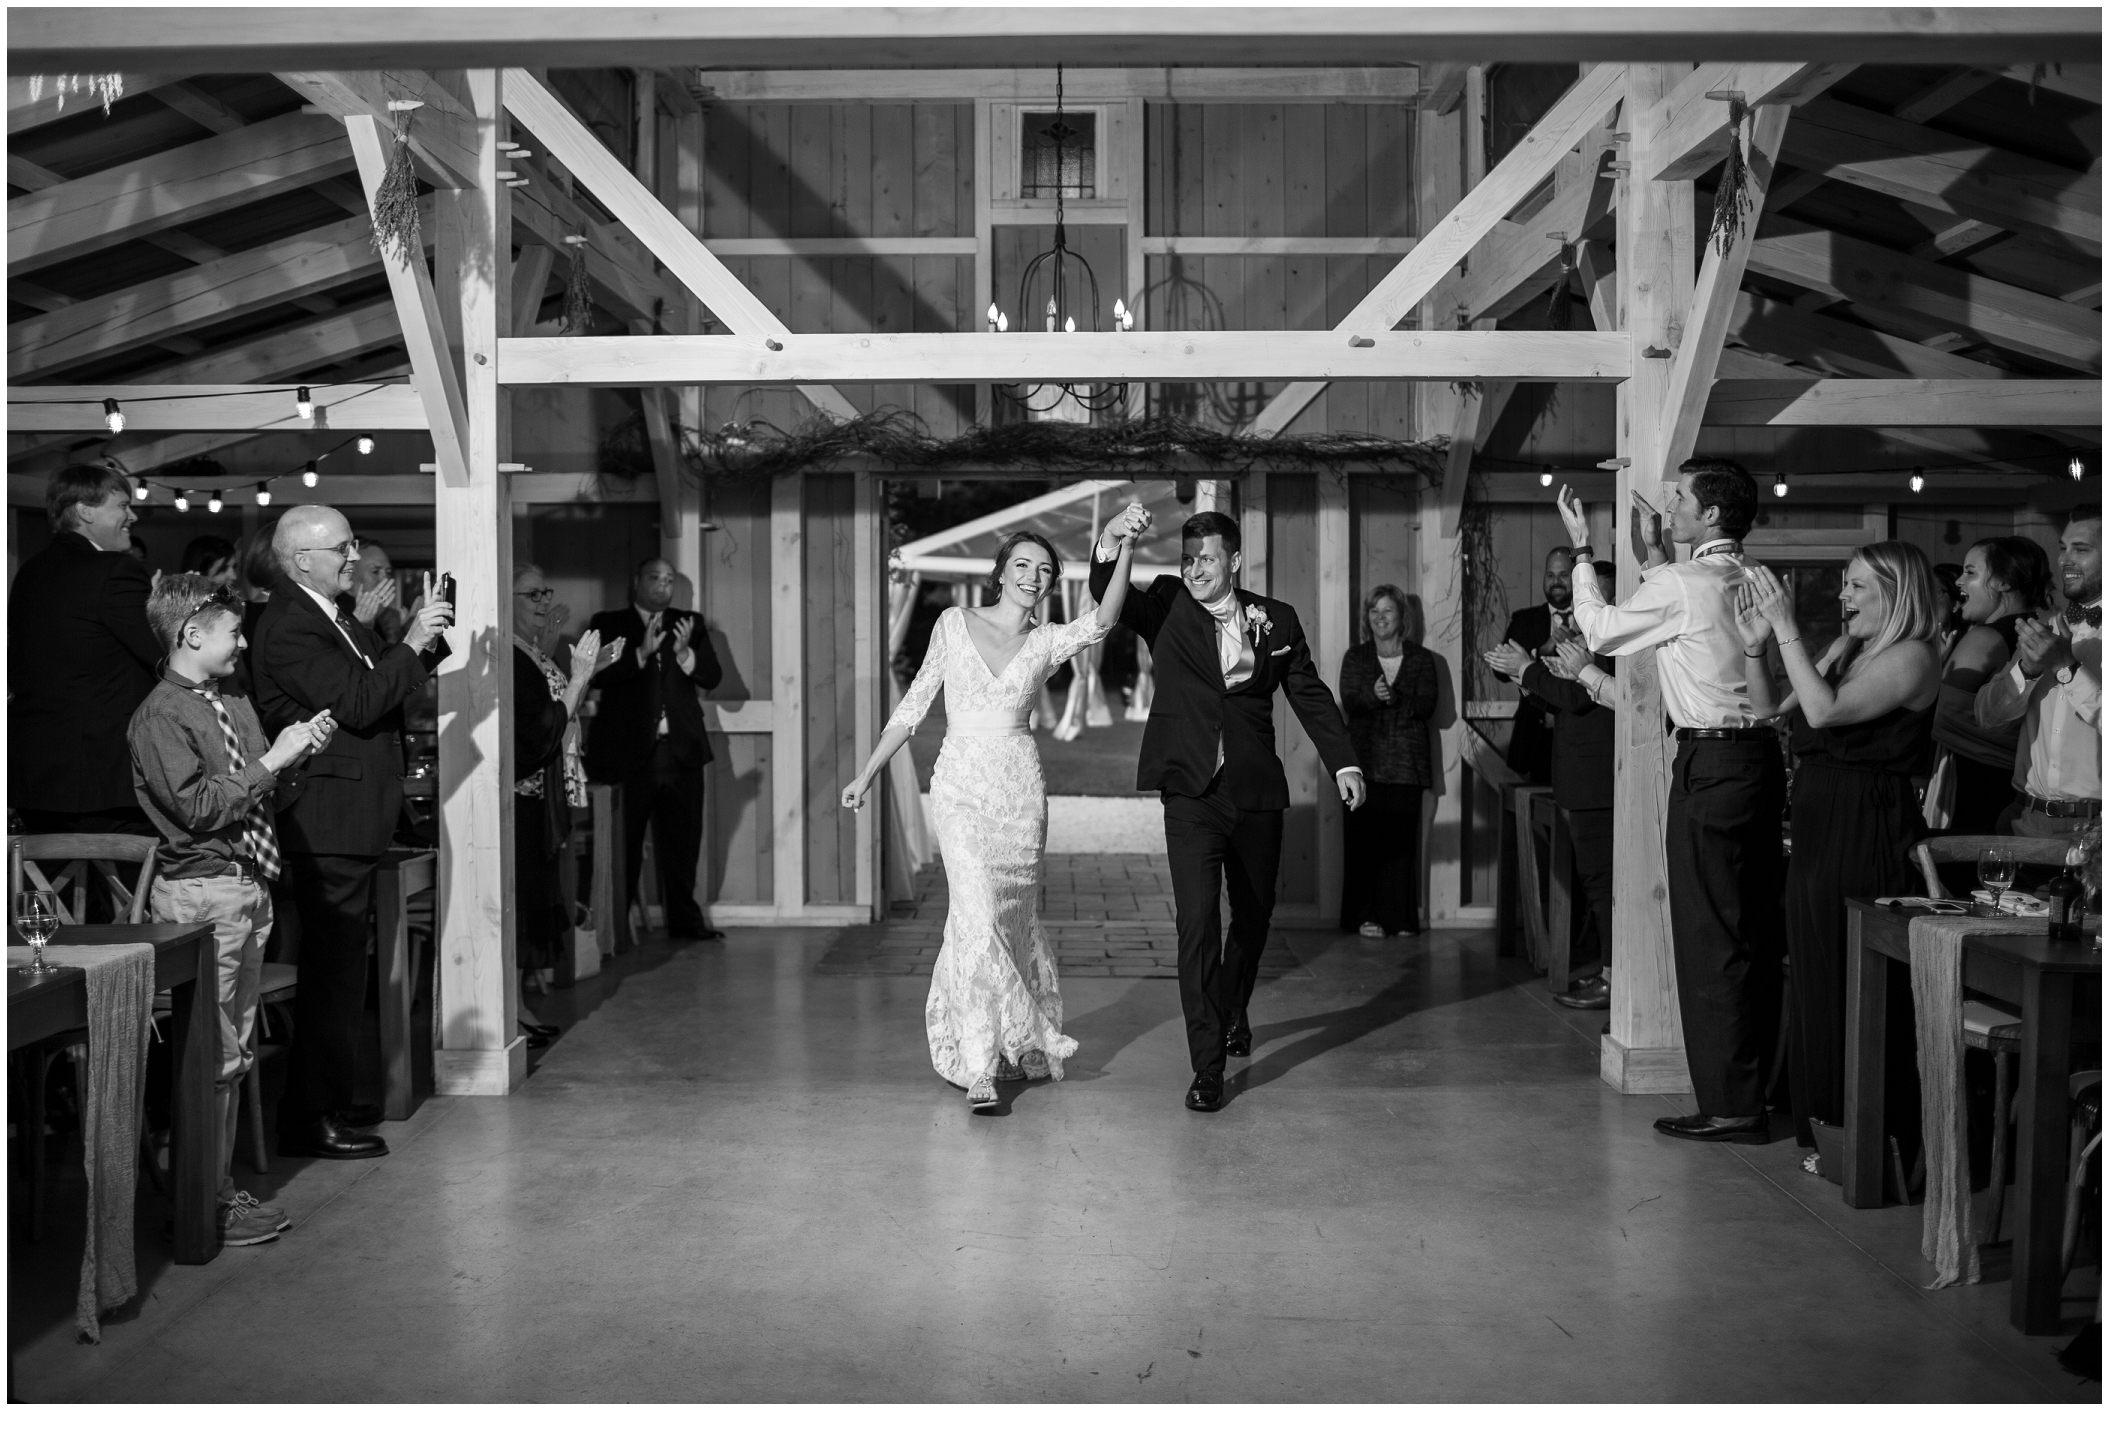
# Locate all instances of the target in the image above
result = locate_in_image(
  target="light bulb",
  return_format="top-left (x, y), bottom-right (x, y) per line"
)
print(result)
top-left (255, 486), bottom-right (272, 506)
top-left (1539, 470), bottom-right (1554, 488)
top-left (1909, 468), bottom-right (1925, 493)
top-left (302, 467), bottom-right (319, 487)
top-left (1773, 480), bottom-right (1788, 498)
top-left (102, 398), bottom-right (125, 433)
top-left (132, 481), bottom-right (149, 502)
top-left (295, 386), bottom-right (314, 420)
top-left (2069, 456), bottom-right (2086, 481)
top-left (997, 310), bottom-right (1008, 332)
top-left (173, 491), bottom-right (189, 512)
top-left (357, 434), bottom-right (375, 455)
top-left (1113, 298), bottom-right (1126, 320)
top-left (207, 490), bottom-right (223, 514)
top-left (1064, 316), bottom-right (1076, 333)
top-left (987, 302), bottom-right (1000, 330)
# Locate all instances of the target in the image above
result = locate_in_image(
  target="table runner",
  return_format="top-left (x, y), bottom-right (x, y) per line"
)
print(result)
top-left (10, 943), bottom-right (156, 1342)
top-left (1905, 915), bottom-right (2047, 1289)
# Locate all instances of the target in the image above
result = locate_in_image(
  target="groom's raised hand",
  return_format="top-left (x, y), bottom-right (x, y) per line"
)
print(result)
top-left (1338, 769), bottom-right (1366, 810)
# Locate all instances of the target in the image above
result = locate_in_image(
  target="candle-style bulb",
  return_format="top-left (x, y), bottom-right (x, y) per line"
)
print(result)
top-left (295, 385), bottom-right (314, 420)
top-left (1065, 316), bottom-right (1076, 333)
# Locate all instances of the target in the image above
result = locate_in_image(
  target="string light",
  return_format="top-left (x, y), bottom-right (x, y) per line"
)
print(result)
top-left (295, 386), bottom-right (314, 420)
top-left (255, 485), bottom-right (271, 506)
top-left (1773, 473), bottom-right (1788, 498)
top-left (1909, 467), bottom-right (1925, 493)
top-left (357, 434), bottom-right (376, 455)
top-left (206, 491), bottom-right (223, 514)
top-left (2070, 456), bottom-right (2086, 482)
top-left (302, 466), bottom-right (319, 487)
top-left (132, 479), bottom-right (149, 502)
top-left (172, 491), bottom-right (189, 512)
top-left (102, 397), bottom-right (124, 433)
top-left (1539, 469), bottom-right (1554, 488)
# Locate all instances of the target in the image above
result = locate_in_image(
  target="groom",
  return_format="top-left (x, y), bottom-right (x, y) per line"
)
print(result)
top-left (1091, 506), bottom-right (1364, 1112)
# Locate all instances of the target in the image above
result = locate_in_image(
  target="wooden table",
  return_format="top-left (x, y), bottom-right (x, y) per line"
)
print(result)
top-left (8, 922), bottom-right (222, 1265)
top-left (1842, 899), bottom-right (2101, 1334)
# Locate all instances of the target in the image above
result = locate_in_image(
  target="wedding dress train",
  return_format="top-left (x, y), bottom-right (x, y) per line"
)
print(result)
top-left (885, 605), bottom-right (1112, 1088)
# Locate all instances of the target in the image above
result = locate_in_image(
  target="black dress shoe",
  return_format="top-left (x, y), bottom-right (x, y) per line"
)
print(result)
top-left (1185, 1073), bottom-right (1226, 1112)
top-left (1225, 1013), bottom-right (1252, 1058)
top-left (276, 1115), bottom-right (389, 1160)
top-left (518, 1021), bottom-right (560, 1040)
top-left (670, 924), bottom-right (725, 941)
top-left (1555, 976), bottom-right (1610, 1010)
top-left (1653, 1113), bottom-right (1769, 1144)
top-left (336, 1104), bottom-right (385, 1128)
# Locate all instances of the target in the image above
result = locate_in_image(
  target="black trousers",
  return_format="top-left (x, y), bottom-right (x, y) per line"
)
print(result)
top-left (1566, 806), bottom-right (1615, 980)
top-left (280, 851), bottom-right (380, 1131)
top-left (1163, 783), bottom-right (1283, 1079)
top-left (1339, 782), bottom-right (1423, 934)
top-left (1664, 735), bottom-right (1786, 1119)
top-left (618, 741), bottom-right (706, 934)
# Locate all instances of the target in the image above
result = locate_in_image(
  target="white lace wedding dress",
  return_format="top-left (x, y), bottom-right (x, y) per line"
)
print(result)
top-left (886, 605), bottom-right (1112, 1088)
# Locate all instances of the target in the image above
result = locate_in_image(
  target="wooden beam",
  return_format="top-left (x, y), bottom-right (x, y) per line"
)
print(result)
top-left (1658, 103), bottom-right (1790, 478)
top-left (1430, 154), bottom-right (1619, 325)
top-left (1245, 62), bottom-right (1629, 436)
top-left (16, 10), bottom-right (2097, 70)
top-left (1575, 238), bottom-right (1617, 330)
top-left (276, 70), bottom-right (480, 189)
top-left (150, 79), bottom-right (247, 133)
top-left (511, 243), bottom-right (554, 334)
top-left (6, 383), bottom-right (425, 433)
top-left (702, 236), bottom-right (979, 258)
top-left (9, 205), bottom-right (423, 379)
top-left (696, 67), bottom-right (1424, 103)
top-left (1892, 68), bottom-right (2001, 123)
top-left (122, 297), bottom-right (400, 384)
top-left (500, 67), bottom-right (858, 423)
top-left (1729, 290), bottom-right (2008, 380)
top-left (1643, 62), bottom-right (1856, 182)
top-left (2000, 62), bottom-right (2102, 105)
top-left (498, 328), bottom-right (1633, 387)
top-left (1704, 377), bottom-right (2101, 428)
top-left (1139, 236), bottom-right (1418, 257)
top-left (8, 72), bottom-right (181, 133)
top-left (7, 111), bottom-right (354, 276)
top-left (1418, 62), bottom-right (1470, 114)
top-left (1747, 228), bottom-right (2102, 372)
top-left (769, 472), bottom-right (805, 915)
top-left (1781, 98), bottom-right (2100, 255)
top-left (507, 158), bottom-right (676, 321)
top-left (345, 113), bottom-right (471, 488)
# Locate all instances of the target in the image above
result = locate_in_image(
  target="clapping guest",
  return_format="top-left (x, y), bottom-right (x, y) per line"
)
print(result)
top-left (179, 535), bottom-right (240, 589)
top-left (1338, 586), bottom-right (1438, 938)
top-left (1934, 538), bottom-right (2052, 834)
top-left (351, 541), bottom-right (406, 646)
top-left (1931, 562), bottom-right (1966, 658)
top-left (1500, 548), bottom-right (1577, 786)
top-left (1737, 543), bottom-right (1942, 1167)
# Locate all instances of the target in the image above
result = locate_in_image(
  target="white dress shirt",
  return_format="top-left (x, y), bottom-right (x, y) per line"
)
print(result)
top-left (637, 604), bottom-right (696, 737)
top-left (1570, 540), bottom-right (1756, 730)
top-left (1974, 612), bottom-right (2101, 800)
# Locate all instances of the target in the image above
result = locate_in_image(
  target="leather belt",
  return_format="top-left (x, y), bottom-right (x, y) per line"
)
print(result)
top-left (1675, 726), bottom-right (1771, 742)
top-left (2020, 792), bottom-right (2101, 819)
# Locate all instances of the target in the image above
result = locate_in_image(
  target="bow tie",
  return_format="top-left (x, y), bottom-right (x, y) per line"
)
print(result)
top-left (2066, 601), bottom-right (2102, 628)
top-left (1200, 592), bottom-right (1243, 629)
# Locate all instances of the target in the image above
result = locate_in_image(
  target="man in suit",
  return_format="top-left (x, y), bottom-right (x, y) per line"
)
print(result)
top-left (249, 506), bottom-right (451, 1160)
top-left (1487, 566), bottom-right (1619, 1010)
top-left (1090, 508), bottom-right (1364, 1113)
top-left (8, 465), bottom-right (162, 836)
top-left (585, 557), bottom-right (725, 940)
top-left (1501, 546), bottom-right (1578, 786)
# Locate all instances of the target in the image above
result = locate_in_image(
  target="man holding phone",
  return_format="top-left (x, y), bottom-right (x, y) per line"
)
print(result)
top-left (250, 505), bottom-right (453, 1160)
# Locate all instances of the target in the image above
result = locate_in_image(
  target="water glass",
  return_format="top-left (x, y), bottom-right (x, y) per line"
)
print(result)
top-left (1977, 845), bottom-right (2016, 913)
top-left (13, 890), bottom-right (61, 976)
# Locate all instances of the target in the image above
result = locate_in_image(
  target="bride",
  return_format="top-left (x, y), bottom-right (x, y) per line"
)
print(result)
top-left (842, 506), bottom-right (1146, 1110)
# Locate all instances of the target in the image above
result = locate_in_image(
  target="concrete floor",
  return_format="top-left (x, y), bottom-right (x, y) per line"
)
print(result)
top-left (10, 925), bottom-right (2100, 1403)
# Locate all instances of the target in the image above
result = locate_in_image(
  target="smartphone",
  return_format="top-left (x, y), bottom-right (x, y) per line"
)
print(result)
top-left (439, 572), bottom-right (457, 609)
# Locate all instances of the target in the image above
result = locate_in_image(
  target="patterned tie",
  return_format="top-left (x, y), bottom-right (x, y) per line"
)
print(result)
top-left (2065, 601), bottom-right (2102, 628)
top-left (330, 602), bottom-right (374, 669)
top-left (202, 686), bottom-right (281, 881)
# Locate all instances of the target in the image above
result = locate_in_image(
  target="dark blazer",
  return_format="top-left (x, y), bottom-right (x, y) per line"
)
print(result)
top-left (249, 585), bottom-right (446, 858)
top-left (1089, 559), bottom-right (1357, 811)
top-left (514, 642), bottom-right (573, 855)
top-left (1518, 655), bottom-right (1616, 811)
top-left (1503, 601), bottom-right (1575, 779)
top-left (1338, 640), bottom-right (1439, 788)
top-left (7, 530), bottom-right (163, 813)
top-left (583, 606), bottom-right (723, 779)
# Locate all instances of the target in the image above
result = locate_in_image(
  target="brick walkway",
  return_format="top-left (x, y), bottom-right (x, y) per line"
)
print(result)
top-left (815, 853), bottom-right (1300, 978)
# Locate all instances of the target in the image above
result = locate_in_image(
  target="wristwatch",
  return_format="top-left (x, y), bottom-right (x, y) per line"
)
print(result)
top-left (2056, 663), bottom-right (2077, 686)
top-left (1570, 546), bottom-right (1596, 562)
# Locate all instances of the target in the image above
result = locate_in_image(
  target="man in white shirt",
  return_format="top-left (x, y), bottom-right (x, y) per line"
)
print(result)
top-left (1976, 502), bottom-right (2101, 838)
top-left (1555, 459), bottom-right (1784, 1146)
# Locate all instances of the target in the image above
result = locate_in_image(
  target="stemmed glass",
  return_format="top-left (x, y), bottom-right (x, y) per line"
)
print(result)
top-left (13, 890), bottom-right (61, 976)
top-left (1977, 845), bottom-right (2017, 915)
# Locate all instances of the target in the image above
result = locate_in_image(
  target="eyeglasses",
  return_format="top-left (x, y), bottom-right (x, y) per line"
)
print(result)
top-left (514, 587), bottom-right (556, 603)
top-left (182, 585), bottom-right (239, 632)
top-left (297, 541), bottom-right (361, 562)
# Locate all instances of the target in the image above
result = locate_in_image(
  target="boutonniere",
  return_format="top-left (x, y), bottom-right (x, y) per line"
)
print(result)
top-left (1245, 603), bottom-right (1272, 641)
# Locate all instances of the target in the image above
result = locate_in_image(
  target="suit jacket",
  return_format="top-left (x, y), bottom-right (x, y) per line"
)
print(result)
top-left (249, 585), bottom-right (446, 858)
top-left (583, 606), bottom-right (723, 779)
top-left (1518, 655), bottom-right (1616, 811)
top-left (1089, 559), bottom-right (1357, 811)
top-left (7, 530), bottom-right (163, 813)
top-left (1503, 601), bottom-right (1576, 779)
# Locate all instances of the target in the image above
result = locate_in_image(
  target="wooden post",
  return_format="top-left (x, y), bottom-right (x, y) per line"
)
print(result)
top-left (852, 467), bottom-right (880, 918)
top-left (1601, 63), bottom-right (1694, 1096)
top-left (433, 68), bottom-right (524, 1095)
top-left (1313, 468), bottom-right (1351, 925)
top-left (771, 474), bottom-right (805, 914)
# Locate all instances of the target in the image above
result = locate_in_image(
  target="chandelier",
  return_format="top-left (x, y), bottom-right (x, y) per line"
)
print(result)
top-left (988, 66), bottom-right (1135, 418)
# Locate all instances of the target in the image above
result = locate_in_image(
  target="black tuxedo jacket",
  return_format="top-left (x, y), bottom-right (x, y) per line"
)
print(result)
top-left (1503, 601), bottom-right (1575, 776)
top-left (583, 606), bottom-right (723, 779)
top-left (7, 530), bottom-right (163, 813)
top-left (1088, 559), bottom-right (1356, 811)
top-left (250, 586), bottom-right (447, 858)
top-left (1518, 655), bottom-right (1616, 811)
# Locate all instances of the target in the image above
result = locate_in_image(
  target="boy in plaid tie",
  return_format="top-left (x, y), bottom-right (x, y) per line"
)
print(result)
top-left (128, 574), bottom-right (335, 1246)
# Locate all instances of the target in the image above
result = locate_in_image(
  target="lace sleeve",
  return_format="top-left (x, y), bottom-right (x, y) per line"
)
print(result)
top-left (884, 608), bottom-right (950, 734)
top-left (1036, 609), bottom-right (1114, 669)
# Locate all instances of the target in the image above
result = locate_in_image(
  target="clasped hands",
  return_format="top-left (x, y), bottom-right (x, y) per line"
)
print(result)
top-left (2013, 613), bottom-right (2077, 680)
top-left (1097, 502), bottom-right (1153, 555)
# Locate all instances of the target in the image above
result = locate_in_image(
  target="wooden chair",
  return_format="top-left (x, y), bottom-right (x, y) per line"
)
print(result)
top-left (7, 833), bottom-right (158, 1241)
top-left (1908, 834), bottom-right (2073, 899)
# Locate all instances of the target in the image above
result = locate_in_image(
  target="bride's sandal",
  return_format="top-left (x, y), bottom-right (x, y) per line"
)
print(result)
top-left (993, 1056), bottom-right (1025, 1082)
top-left (967, 1074), bottom-right (1000, 1111)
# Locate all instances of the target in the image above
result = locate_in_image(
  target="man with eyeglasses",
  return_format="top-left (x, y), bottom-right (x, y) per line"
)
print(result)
top-left (249, 506), bottom-right (452, 1161)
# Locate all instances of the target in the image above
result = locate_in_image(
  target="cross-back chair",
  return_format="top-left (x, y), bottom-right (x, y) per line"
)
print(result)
top-left (1907, 834), bottom-right (2073, 899)
top-left (9, 832), bottom-right (159, 924)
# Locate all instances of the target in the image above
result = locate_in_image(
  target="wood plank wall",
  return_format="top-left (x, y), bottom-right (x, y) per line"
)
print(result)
top-left (1265, 474), bottom-right (1323, 910)
top-left (802, 473), bottom-right (860, 903)
top-left (704, 474), bottom-right (776, 906)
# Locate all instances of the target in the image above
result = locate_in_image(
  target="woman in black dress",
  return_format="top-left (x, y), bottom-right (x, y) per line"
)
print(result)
top-left (1737, 542), bottom-right (1943, 1166)
top-left (1935, 537), bottom-right (2052, 834)
top-left (1338, 585), bottom-right (1438, 937)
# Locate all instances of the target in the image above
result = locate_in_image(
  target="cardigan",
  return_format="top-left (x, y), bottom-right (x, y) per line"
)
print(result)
top-left (1338, 640), bottom-right (1438, 787)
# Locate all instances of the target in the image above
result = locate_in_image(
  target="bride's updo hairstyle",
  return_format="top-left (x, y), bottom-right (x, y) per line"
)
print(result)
top-left (988, 530), bottom-right (1063, 598)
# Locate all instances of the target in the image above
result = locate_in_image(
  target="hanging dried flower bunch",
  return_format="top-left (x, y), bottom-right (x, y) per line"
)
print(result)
top-left (370, 100), bottom-right (424, 265)
top-left (1705, 91), bottom-right (1753, 257)
top-left (561, 235), bottom-right (594, 333)
top-left (27, 74), bottom-right (127, 115)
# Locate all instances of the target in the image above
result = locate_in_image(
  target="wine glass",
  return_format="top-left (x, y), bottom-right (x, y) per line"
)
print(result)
top-left (13, 890), bottom-right (60, 976)
top-left (1977, 845), bottom-right (2016, 915)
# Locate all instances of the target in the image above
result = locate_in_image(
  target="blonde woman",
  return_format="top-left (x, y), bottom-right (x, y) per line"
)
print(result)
top-left (1735, 542), bottom-right (1942, 1168)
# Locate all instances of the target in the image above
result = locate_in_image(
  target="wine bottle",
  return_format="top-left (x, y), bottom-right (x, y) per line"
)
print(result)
top-left (2043, 854), bottom-right (2084, 941)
